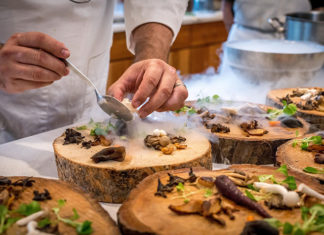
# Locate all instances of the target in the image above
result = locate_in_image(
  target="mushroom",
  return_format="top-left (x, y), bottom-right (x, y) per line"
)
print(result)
top-left (253, 182), bottom-right (299, 207)
top-left (26, 221), bottom-right (54, 235)
top-left (91, 146), bottom-right (126, 163)
top-left (198, 177), bottom-right (214, 188)
top-left (169, 200), bottom-right (203, 214)
top-left (0, 189), bottom-right (9, 205)
top-left (17, 210), bottom-right (48, 226)
top-left (297, 183), bottom-right (324, 201)
top-left (159, 136), bottom-right (171, 147)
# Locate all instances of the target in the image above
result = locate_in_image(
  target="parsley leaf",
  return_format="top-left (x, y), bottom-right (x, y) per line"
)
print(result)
top-left (176, 182), bottom-right (185, 192)
top-left (277, 165), bottom-right (288, 177)
top-left (245, 190), bottom-right (258, 202)
top-left (281, 176), bottom-right (297, 190)
top-left (76, 220), bottom-right (93, 235)
top-left (204, 189), bottom-right (213, 198)
top-left (16, 201), bottom-right (41, 216)
top-left (0, 205), bottom-right (20, 234)
top-left (38, 218), bottom-right (51, 228)
top-left (303, 167), bottom-right (324, 174)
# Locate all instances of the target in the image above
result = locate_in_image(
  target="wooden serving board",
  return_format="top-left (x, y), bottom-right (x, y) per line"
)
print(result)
top-left (266, 87), bottom-right (324, 131)
top-left (277, 133), bottom-right (324, 182)
top-left (117, 165), bottom-right (323, 235)
top-left (53, 130), bottom-right (211, 203)
top-left (3, 177), bottom-right (120, 235)
top-left (187, 101), bottom-right (309, 164)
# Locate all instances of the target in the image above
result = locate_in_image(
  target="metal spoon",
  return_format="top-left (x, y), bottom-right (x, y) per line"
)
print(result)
top-left (65, 60), bottom-right (133, 121)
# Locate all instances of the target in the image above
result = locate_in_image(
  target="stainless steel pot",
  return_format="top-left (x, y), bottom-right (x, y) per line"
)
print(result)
top-left (223, 39), bottom-right (324, 83)
top-left (269, 11), bottom-right (324, 45)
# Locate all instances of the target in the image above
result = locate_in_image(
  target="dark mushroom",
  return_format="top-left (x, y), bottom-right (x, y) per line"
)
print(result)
top-left (33, 189), bottom-right (52, 201)
top-left (63, 128), bottom-right (84, 145)
top-left (278, 116), bottom-right (303, 128)
top-left (91, 146), bottom-right (126, 163)
top-left (154, 178), bottom-right (174, 198)
top-left (315, 153), bottom-right (324, 164)
top-left (240, 221), bottom-right (279, 235)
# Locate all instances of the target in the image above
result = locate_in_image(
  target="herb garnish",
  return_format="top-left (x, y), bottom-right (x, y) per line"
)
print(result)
top-left (53, 199), bottom-right (93, 235)
top-left (197, 94), bottom-right (220, 104)
top-left (258, 165), bottom-right (297, 190)
top-left (16, 201), bottom-right (41, 216)
top-left (174, 106), bottom-right (197, 115)
top-left (76, 125), bottom-right (87, 130)
top-left (37, 217), bottom-right (51, 228)
top-left (89, 121), bottom-right (116, 137)
top-left (204, 189), bottom-right (213, 198)
top-left (292, 135), bottom-right (322, 150)
top-left (267, 100), bottom-right (297, 120)
top-left (303, 167), bottom-right (324, 174)
top-left (245, 190), bottom-right (259, 202)
top-left (0, 205), bottom-right (19, 234)
top-left (265, 204), bottom-right (324, 235)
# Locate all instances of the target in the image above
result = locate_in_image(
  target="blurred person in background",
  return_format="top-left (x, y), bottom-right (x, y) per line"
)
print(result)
top-left (0, 0), bottom-right (188, 144)
top-left (221, 0), bottom-right (312, 41)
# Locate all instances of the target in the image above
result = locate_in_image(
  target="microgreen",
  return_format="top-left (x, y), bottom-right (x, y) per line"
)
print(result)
top-left (281, 176), bottom-right (297, 190)
top-left (258, 175), bottom-right (278, 184)
top-left (292, 135), bottom-right (322, 150)
top-left (259, 165), bottom-right (296, 190)
top-left (267, 100), bottom-right (297, 120)
top-left (76, 125), bottom-right (87, 130)
top-left (204, 189), bottom-right (213, 198)
top-left (303, 167), bottom-right (324, 174)
top-left (38, 217), bottom-right (51, 228)
top-left (176, 182), bottom-right (185, 192)
top-left (89, 121), bottom-right (116, 136)
top-left (277, 165), bottom-right (288, 177)
top-left (265, 204), bottom-right (324, 235)
top-left (247, 184), bottom-right (259, 191)
top-left (53, 199), bottom-right (93, 235)
top-left (0, 205), bottom-right (19, 234)
top-left (16, 201), bottom-right (41, 216)
top-left (174, 106), bottom-right (197, 115)
top-left (197, 94), bottom-right (220, 104)
top-left (245, 190), bottom-right (258, 202)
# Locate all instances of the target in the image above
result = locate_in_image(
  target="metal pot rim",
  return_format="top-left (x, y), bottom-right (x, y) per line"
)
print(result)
top-left (285, 11), bottom-right (324, 24)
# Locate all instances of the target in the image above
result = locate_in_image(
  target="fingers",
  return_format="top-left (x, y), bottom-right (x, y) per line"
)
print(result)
top-left (14, 46), bottom-right (68, 76)
top-left (1, 78), bottom-right (53, 94)
top-left (137, 67), bottom-right (177, 117)
top-left (9, 32), bottom-right (70, 59)
top-left (10, 63), bottom-right (61, 82)
top-left (132, 61), bottom-right (164, 108)
top-left (156, 82), bottom-right (188, 112)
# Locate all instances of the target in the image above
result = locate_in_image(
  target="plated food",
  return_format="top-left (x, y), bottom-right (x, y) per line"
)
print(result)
top-left (53, 120), bottom-right (211, 203)
top-left (267, 87), bottom-right (324, 131)
top-left (182, 97), bottom-right (309, 164)
top-left (277, 132), bottom-right (324, 182)
top-left (0, 176), bottom-right (119, 235)
top-left (118, 166), bottom-right (324, 235)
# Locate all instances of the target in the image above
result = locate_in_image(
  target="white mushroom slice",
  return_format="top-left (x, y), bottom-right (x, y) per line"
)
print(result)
top-left (27, 221), bottom-right (54, 235)
top-left (297, 183), bottom-right (324, 201)
top-left (159, 130), bottom-right (167, 136)
top-left (16, 210), bottom-right (48, 226)
top-left (121, 98), bottom-right (137, 113)
top-left (254, 182), bottom-right (299, 207)
top-left (153, 129), bottom-right (161, 136)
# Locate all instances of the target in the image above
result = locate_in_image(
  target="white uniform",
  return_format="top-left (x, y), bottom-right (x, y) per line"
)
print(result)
top-left (0, 0), bottom-right (187, 144)
top-left (227, 0), bottom-right (311, 41)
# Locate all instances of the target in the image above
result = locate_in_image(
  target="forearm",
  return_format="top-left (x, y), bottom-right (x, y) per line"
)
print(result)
top-left (132, 23), bottom-right (173, 62)
top-left (221, 0), bottom-right (234, 32)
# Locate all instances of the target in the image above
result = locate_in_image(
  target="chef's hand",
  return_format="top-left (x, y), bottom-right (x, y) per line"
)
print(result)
top-left (0, 32), bottom-right (70, 94)
top-left (108, 59), bottom-right (188, 118)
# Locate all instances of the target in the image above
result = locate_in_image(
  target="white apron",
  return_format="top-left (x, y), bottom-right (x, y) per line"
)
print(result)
top-left (227, 0), bottom-right (311, 41)
top-left (0, 0), bottom-right (115, 143)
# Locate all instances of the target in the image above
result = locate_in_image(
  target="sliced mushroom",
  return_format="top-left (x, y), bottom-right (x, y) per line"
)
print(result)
top-left (246, 128), bottom-right (268, 136)
top-left (91, 146), bottom-right (125, 163)
top-left (210, 214), bottom-right (226, 226)
top-left (198, 177), bottom-right (215, 188)
top-left (0, 189), bottom-right (9, 205)
top-left (201, 198), bottom-right (222, 216)
top-left (169, 200), bottom-right (203, 214)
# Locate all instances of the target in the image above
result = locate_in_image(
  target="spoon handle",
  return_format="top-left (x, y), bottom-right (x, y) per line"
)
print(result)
top-left (65, 59), bottom-right (100, 94)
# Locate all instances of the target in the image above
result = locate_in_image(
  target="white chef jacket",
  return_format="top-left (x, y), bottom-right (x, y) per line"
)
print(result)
top-left (0, 0), bottom-right (187, 144)
top-left (227, 0), bottom-right (311, 41)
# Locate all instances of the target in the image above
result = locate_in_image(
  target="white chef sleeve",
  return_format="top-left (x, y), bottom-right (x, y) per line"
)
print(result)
top-left (124, 0), bottom-right (188, 54)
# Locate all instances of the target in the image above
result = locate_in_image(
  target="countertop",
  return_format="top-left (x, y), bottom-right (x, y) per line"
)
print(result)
top-left (0, 122), bottom-right (228, 223)
top-left (113, 11), bottom-right (223, 33)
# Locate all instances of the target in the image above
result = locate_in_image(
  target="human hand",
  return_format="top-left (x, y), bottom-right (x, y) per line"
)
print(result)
top-left (108, 59), bottom-right (188, 118)
top-left (0, 32), bottom-right (70, 94)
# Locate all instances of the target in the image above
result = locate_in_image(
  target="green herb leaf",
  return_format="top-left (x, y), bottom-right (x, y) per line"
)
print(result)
top-left (76, 220), bottom-right (93, 235)
top-left (204, 189), bottom-right (213, 198)
top-left (58, 199), bottom-right (66, 208)
top-left (16, 201), bottom-right (41, 216)
top-left (70, 208), bottom-right (80, 221)
top-left (76, 125), bottom-right (87, 130)
top-left (247, 184), bottom-right (258, 191)
top-left (301, 206), bottom-right (310, 221)
top-left (176, 182), bottom-right (185, 192)
top-left (295, 130), bottom-right (299, 137)
top-left (258, 174), bottom-right (277, 184)
top-left (277, 164), bottom-right (288, 177)
top-left (184, 198), bottom-right (190, 203)
top-left (264, 218), bottom-right (282, 228)
top-left (282, 176), bottom-right (297, 190)
top-left (283, 222), bottom-right (293, 234)
top-left (212, 94), bottom-right (220, 100)
top-left (245, 190), bottom-right (258, 202)
top-left (283, 103), bottom-right (297, 116)
top-left (38, 218), bottom-right (51, 228)
top-left (303, 167), bottom-right (324, 174)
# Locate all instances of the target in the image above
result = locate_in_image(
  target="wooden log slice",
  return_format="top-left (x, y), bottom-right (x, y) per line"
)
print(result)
top-left (3, 177), bottom-right (120, 235)
top-left (277, 133), bottom-right (324, 182)
top-left (266, 87), bottom-right (324, 131)
top-left (186, 101), bottom-right (309, 164)
top-left (118, 165), bottom-right (323, 235)
top-left (53, 130), bottom-right (211, 203)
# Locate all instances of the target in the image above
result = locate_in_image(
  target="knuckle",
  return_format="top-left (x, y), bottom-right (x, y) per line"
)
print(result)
top-left (10, 33), bottom-right (23, 42)
top-left (0, 48), bottom-right (14, 58)
top-left (160, 87), bottom-right (172, 97)
top-left (34, 50), bottom-right (46, 64)
top-left (31, 69), bottom-right (42, 81)
top-left (147, 76), bottom-right (158, 88)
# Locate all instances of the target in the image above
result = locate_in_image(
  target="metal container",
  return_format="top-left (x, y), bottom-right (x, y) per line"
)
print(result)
top-left (268, 11), bottom-right (324, 45)
top-left (223, 39), bottom-right (324, 83)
